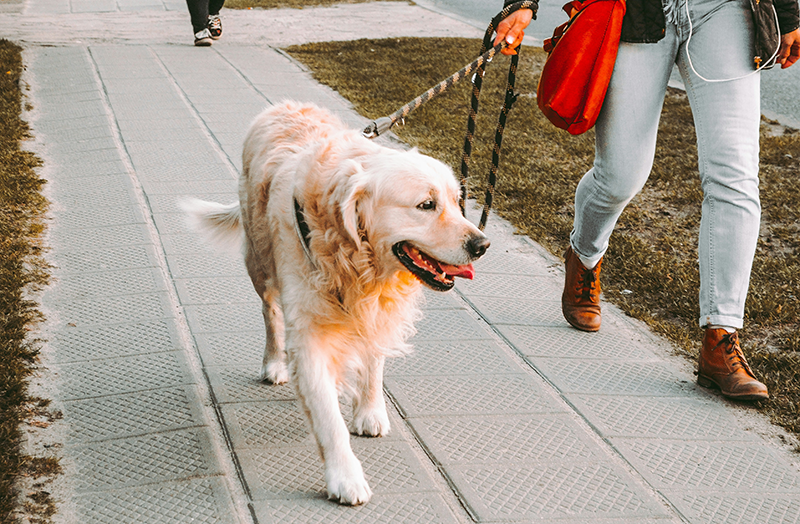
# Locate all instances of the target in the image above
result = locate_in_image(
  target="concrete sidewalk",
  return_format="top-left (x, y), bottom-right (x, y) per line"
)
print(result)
top-left (7, 1), bottom-right (800, 523)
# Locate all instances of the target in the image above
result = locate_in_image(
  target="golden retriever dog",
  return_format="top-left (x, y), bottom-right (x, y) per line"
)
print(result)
top-left (183, 101), bottom-right (489, 505)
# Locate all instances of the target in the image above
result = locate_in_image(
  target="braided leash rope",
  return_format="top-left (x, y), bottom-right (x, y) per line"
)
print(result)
top-left (362, 0), bottom-right (538, 230)
top-left (361, 41), bottom-right (508, 139)
top-left (463, 0), bottom-right (538, 230)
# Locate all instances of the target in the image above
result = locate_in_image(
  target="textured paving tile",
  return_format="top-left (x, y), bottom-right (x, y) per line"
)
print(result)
top-left (50, 318), bottom-right (182, 363)
top-left (152, 212), bottom-right (193, 235)
top-left (193, 331), bottom-right (264, 368)
top-left (159, 232), bottom-right (220, 255)
top-left (497, 325), bottom-right (659, 360)
top-left (385, 374), bottom-right (564, 417)
top-left (125, 142), bottom-right (224, 173)
top-left (69, 428), bottom-right (221, 493)
top-left (411, 309), bottom-right (493, 341)
top-left (571, 395), bottom-right (756, 440)
top-left (420, 288), bottom-right (466, 310)
top-left (173, 277), bottom-right (259, 306)
top-left (61, 386), bottom-right (204, 443)
top-left (143, 179), bottom-right (236, 195)
top-left (149, 191), bottom-right (226, 213)
top-left (53, 292), bottom-right (175, 328)
top-left (613, 438), bottom-right (800, 492)
top-left (183, 303), bottom-right (263, 333)
top-left (50, 245), bottom-right (161, 275)
top-left (532, 358), bottom-right (698, 396)
top-left (447, 461), bottom-right (669, 522)
top-left (253, 493), bottom-right (460, 524)
top-left (408, 414), bottom-right (599, 465)
top-left (52, 223), bottom-right (152, 250)
top-left (73, 477), bottom-right (238, 524)
top-left (48, 268), bottom-right (167, 301)
top-left (385, 339), bottom-right (524, 376)
top-left (222, 397), bottom-right (402, 449)
top-left (57, 351), bottom-right (192, 400)
top-left (30, 42), bottom-right (246, 523)
top-left (239, 441), bottom-right (437, 500)
top-left (669, 491), bottom-right (800, 524)
top-left (50, 182), bottom-right (133, 210)
top-left (471, 249), bottom-right (555, 276)
top-left (223, 401), bottom-right (312, 448)
top-left (217, 46), bottom-right (308, 79)
top-left (166, 253), bottom-right (246, 279)
top-left (456, 273), bottom-right (562, 299)
top-left (464, 296), bottom-right (565, 326)
top-left (205, 366), bottom-right (292, 403)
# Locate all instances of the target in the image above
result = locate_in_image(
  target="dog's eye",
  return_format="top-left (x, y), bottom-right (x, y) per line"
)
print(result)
top-left (417, 200), bottom-right (436, 211)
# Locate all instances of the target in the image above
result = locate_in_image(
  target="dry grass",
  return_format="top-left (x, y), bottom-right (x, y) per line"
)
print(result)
top-left (287, 37), bottom-right (800, 439)
top-left (225, 0), bottom-right (403, 9)
top-left (0, 39), bottom-right (54, 523)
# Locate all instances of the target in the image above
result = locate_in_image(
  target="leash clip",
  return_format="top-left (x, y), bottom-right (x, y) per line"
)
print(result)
top-left (362, 116), bottom-right (395, 139)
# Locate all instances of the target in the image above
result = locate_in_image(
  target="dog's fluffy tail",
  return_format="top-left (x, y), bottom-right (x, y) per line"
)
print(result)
top-left (180, 198), bottom-right (243, 250)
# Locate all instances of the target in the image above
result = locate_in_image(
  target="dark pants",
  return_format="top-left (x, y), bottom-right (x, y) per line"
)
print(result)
top-left (186, 0), bottom-right (225, 33)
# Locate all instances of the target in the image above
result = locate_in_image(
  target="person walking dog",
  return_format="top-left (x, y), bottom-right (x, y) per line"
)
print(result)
top-left (495, 0), bottom-right (800, 401)
top-left (186, 0), bottom-right (224, 46)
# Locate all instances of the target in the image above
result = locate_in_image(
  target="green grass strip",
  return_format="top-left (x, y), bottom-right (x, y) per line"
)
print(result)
top-left (287, 37), bottom-right (800, 439)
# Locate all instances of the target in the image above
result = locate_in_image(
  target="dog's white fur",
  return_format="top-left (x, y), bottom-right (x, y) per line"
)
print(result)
top-left (183, 101), bottom-right (487, 505)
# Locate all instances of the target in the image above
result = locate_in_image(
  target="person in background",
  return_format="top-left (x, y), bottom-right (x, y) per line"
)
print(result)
top-left (494, 0), bottom-right (800, 401)
top-left (187, 0), bottom-right (224, 46)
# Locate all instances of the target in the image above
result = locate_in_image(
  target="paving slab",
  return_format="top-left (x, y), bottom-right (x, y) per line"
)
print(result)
top-left (9, 1), bottom-right (800, 523)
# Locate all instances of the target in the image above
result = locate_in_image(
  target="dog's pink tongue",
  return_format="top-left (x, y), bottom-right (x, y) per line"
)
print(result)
top-left (440, 262), bottom-right (475, 280)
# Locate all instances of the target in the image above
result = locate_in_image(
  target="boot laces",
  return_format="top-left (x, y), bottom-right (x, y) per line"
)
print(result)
top-left (575, 267), bottom-right (598, 302)
top-left (713, 332), bottom-right (756, 377)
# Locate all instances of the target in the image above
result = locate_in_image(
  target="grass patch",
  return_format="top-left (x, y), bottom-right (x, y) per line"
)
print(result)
top-left (225, 0), bottom-right (402, 9)
top-left (287, 37), bottom-right (800, 438)
top-left (0, 39), bottom-right (52, 523)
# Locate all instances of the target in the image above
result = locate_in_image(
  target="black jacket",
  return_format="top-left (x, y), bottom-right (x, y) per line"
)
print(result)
top-left (505, 0), bottom-right (799, 43)
top-left (620, 0), bottom-right (799, 42)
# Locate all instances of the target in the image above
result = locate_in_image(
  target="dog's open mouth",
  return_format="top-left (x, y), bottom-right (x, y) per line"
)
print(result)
top-left (393, 242), bottom-right (475, 292)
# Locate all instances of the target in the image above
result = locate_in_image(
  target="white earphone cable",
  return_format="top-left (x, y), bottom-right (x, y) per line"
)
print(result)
top-left (684, 0), bottom-right (781, 82)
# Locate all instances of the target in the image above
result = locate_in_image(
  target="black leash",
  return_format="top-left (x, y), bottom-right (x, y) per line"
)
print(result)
top-left (362, 0), bottom-right (538, 230)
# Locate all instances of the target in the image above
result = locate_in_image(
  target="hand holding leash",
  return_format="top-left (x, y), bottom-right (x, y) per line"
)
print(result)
top-left (494, 8), bottom-right (534, 55)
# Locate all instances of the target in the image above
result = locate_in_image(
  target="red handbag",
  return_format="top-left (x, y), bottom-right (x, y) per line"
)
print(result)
top-left (537, 0), bottom-right (627, 135)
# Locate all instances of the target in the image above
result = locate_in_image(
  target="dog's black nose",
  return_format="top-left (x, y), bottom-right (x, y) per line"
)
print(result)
top-left (466, 235), bottom-right (491, 259)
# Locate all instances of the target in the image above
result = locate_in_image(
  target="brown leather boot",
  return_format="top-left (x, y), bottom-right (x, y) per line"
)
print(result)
top-left (561, 246), bottom-right (602, 332)
top-left (697, 328), bottom-right (768, 401)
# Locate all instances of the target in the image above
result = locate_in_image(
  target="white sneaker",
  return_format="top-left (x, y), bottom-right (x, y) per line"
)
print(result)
top-left (207, 15), bottom-right (222, 40)
top-left (194, 28), bottom-right (213, 46)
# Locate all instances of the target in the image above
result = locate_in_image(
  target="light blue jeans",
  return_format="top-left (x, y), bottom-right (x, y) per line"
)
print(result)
top-left (570, 0), bottom-right (761, 329)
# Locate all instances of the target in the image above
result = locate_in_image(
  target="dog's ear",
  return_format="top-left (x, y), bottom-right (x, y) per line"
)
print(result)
top-left (340, 160), bottom-right (368, 248)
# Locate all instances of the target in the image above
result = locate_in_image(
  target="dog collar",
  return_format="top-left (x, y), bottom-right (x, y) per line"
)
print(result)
top-left (293, 197), bottom-right (316, 268)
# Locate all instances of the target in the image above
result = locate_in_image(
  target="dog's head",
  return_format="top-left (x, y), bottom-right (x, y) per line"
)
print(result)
top-left (340, 148), bottom-right (490, 291)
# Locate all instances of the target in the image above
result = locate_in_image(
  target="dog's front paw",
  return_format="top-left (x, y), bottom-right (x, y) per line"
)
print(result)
top-left (349, 406), bottom-right (390, 437)
top-left (260, 360), bottom-right (289, 385)
top-left (325, 457), bottom-right (373, 505)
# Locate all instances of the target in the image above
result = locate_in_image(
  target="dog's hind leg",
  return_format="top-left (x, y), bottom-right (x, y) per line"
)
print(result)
top-left (291, 341), bottom-right (373, 505)
top-left (349, 354), bottom-right (390, 437)
top-left (244, 245), bottom-right (288, 384)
